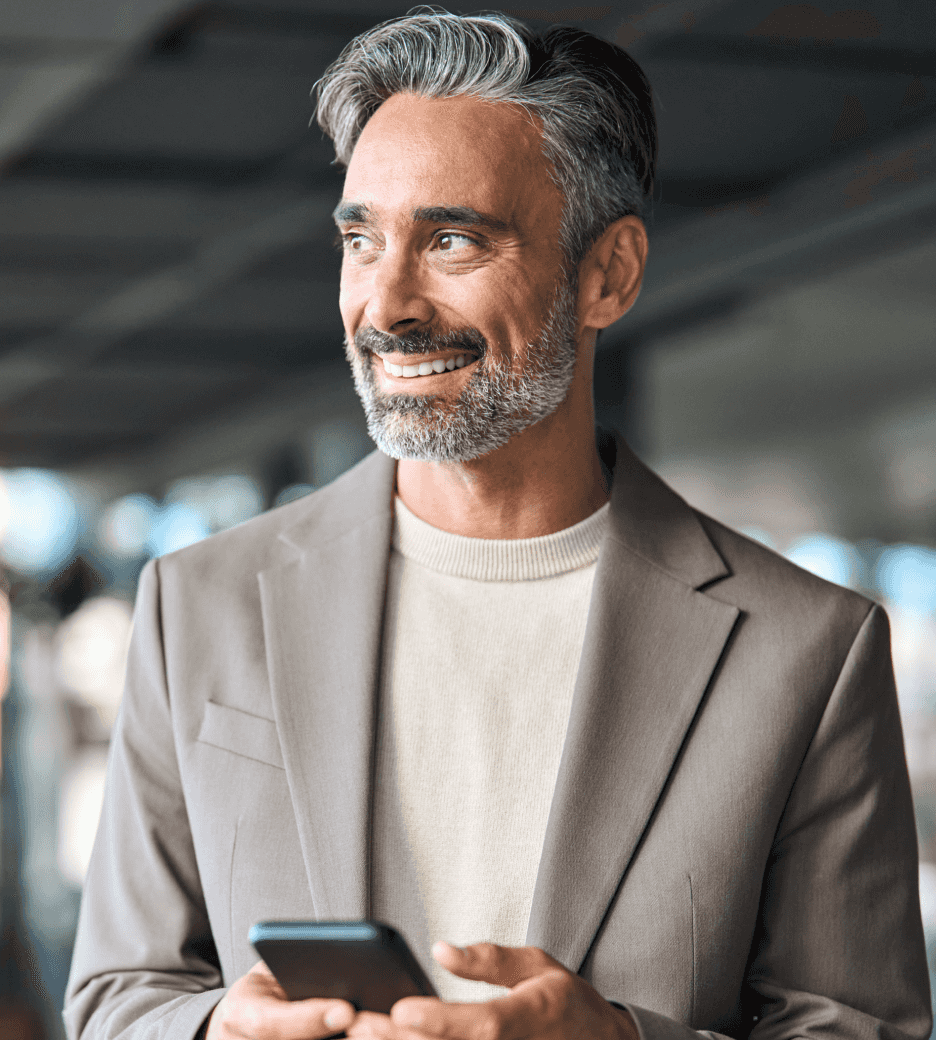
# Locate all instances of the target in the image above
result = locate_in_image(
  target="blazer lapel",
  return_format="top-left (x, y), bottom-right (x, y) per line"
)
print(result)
top-left (258, 449), bottom-right (396, 921)
top-left (526, 440), bottom-right (740, 971)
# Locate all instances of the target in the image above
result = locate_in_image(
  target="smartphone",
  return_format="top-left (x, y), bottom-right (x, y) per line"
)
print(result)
top-left (249, 920), bottom-right (437, 1014)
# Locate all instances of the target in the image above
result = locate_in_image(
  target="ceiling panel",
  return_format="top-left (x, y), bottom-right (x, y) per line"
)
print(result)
top-left (36, 65), bottom-right (316, 160)
top-left (0, 269), bottom-right (124, 324)
top-left (102, 328), bottom-right (340, 367)
top-left (647, 59), bottom-right (931, 186)
top-left (699, 0), bottom-right (936, 48)
top-left (0, 366), bottom-right (264, 434)
top-left (163, 276), bottom-right (338, 332)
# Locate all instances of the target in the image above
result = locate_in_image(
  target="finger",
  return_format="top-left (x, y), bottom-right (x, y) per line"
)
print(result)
top-left (347, 1010), bottom-right (425, 1040)
top-left (388, 985), bottom-right (544, 1040)
top-left (391, 967), bottom-right (579, 1040)
top-left (223, 963), bottom-right (356, 1040)
top-left (431, 943), bottom-right (561, 988)
top-left (230, 1000), bottom-right (356, 1040)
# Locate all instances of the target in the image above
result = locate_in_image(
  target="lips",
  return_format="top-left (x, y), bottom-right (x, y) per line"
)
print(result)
top-left (355, 324), bottom-right (487, 384)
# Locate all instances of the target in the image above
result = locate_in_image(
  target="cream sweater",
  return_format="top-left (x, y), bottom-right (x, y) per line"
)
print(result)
top-left (372, 496), bottom-right (609, 1001)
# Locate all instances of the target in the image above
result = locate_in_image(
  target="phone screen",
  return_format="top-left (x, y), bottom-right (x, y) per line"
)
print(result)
top-left (249, 920), bottom-right (436, 1014)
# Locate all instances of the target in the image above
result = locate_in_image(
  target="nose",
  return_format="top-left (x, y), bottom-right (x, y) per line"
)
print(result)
top-left (362, 248), bottom-right (434, 335)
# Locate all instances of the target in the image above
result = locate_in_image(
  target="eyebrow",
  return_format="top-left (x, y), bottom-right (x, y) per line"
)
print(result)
top-left (333, 201), bottom-right (371, 225)
top-left (411, 206), bottom-right (512, 234)
top-left (332, 201), bottom-right (512, 236)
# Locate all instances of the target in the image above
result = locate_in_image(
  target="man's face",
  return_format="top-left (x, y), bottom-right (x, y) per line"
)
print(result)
top-left (335, 92), bottom-right (580, 462)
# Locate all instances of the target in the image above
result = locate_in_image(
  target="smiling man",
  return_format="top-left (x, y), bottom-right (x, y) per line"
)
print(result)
top-left (65, 12), bottom-right (929, 1040)
top-left (334, 87), bottom-right (629, 535)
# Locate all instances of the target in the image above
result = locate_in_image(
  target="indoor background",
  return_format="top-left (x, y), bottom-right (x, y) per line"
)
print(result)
top-left (0, 0), bottom-right (934, 1036)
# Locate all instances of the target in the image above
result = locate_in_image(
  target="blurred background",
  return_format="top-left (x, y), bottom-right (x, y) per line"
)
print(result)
top-left (0, 0), bottom-right (934, 1035)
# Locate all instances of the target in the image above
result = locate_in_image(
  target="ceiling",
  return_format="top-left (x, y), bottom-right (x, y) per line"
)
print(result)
top-left (1, 0), bottom-right (935, 486)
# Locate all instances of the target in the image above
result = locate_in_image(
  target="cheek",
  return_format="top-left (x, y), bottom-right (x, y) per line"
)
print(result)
top-left (450, 266), bottom-right (552, 329)
top-left (338, 275), bottom-right (362, 329)
top-left (465, 282), bottom-right (561, 352)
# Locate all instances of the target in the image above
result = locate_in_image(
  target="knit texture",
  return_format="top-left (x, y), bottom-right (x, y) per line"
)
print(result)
top-left (372, 497), bottom-right (608, 1002)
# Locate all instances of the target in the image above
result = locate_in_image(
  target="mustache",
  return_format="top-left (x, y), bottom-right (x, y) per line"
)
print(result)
top-left (355, 324), bottom-right (487, 358)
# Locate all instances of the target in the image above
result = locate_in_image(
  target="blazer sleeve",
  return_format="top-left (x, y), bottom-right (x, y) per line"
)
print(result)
top-left (619, 604), bottom-right (932, 1040)
top-left (63, 559), bottom-right (225, 1040)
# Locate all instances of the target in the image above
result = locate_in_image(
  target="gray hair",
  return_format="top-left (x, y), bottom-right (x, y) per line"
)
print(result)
top-left (314, 10), bottom-right (656, 267)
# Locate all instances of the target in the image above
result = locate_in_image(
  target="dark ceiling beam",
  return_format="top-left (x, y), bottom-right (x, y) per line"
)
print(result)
top-left (8, 360), bottom-right (288, 382)
top-left (605, 118), bottom-right (936, 348)
top-left (7, 151), bottom-right (285, 185)
top-left (71, 358), bottom-right (362, 495)
top-left (161, 2), bottom-right (384, 42)
top-left (7, 146), bottom-right (345, 191)
top-left (0, 191), bottom-right (335, 406)
top-left (654, 32), bottom-right (936, 78)
top-left (612, 0), bottom-right (739, 55)
top-left (0, 0), bottom-right (186, 165)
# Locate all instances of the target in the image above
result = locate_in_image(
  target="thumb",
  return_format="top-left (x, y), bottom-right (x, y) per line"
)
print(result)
top-left (432, 942), bottom-right (563, 988)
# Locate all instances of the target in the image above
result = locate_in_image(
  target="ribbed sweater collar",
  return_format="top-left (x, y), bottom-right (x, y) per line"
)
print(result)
top-left (392, 496), bottom-right (609, 582)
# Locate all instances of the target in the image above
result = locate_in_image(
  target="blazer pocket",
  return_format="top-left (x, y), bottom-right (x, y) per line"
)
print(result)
top-left (197, 701), bottom-right (284, 769)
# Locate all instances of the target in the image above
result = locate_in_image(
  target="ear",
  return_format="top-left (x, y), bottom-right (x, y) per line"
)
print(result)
top-left (577, 215), bottom-right (648, 331)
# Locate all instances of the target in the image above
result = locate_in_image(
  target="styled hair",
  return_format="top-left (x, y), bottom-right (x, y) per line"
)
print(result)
top-left (314, 9), bottom-right (657, 266)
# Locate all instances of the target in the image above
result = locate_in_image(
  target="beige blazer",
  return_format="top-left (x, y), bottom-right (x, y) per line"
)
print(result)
top-left (65, 439), bottom-right (930, 1040)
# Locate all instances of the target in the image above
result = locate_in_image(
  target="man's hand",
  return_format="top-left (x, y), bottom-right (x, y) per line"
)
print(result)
top-left (205, 961), bottom-right (356, 1040)
top-left (347, 942), bottom-right (639, 1040)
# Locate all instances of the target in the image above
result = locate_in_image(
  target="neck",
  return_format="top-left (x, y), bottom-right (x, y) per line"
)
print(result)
top-left (395, 379), bottom-right (609, 539)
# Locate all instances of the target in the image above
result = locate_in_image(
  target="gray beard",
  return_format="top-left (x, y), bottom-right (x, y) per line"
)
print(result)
top-left (344, 281), bottom-right (579, 462)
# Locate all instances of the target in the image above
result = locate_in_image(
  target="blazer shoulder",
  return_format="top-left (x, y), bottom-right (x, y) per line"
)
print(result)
top-left (695, 510), bottom-right (875, 634)
top-left (153, 447), bottom-right (393, 586)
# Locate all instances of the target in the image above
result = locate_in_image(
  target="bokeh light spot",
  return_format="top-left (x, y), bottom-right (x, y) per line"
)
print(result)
top-left (785, 533), bottom-right (858, 588)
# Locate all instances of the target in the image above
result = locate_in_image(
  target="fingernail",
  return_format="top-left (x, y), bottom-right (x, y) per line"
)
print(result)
top-left (325, 1006), bottom-right (351, 1029)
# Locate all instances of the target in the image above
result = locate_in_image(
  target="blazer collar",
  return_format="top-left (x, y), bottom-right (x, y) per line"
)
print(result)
top-left (257, 449), bottom-right (395, 920)
top-left (277, 447), bottom-right (397, 557)
top-left (526, 434), bottom-right (739, 970)
top-left (600, 431), bottom-right (729, 592)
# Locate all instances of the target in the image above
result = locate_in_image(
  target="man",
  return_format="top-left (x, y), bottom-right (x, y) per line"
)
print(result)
top-left (65, 12), bottom-right (930, 1040)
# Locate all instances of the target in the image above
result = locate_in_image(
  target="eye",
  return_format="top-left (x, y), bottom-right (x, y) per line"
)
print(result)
top-left (342, 231), bottom-right (377, 256)
top-left (435, 232), bottom-right (476, 252)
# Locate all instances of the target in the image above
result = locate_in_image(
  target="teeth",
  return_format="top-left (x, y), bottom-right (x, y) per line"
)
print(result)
top-left (382, 354), bottom-right (471, 377)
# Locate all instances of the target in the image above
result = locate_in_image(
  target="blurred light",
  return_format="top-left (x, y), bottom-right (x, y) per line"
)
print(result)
top-left (55, 597), bottom-right (133, 729)
top-left (275, 483), bottom-right (315, 507)
top-left (0, 469), bottom-right (79, 574)
top-left (875, 544), bottom-right (936, 616)
top-left (0, 589), bottom-right (8, 701)
top-left (784, 533), bottom-right (858, 588)
top-left (166, 474), bottom-right (263, 532)
top-left (148, 502), bottom-right (210, 557)
top-left (0, 474), bottom-right (8, 545)
top-left (890, 445), bottom-right (936, 514)
top-left (210, 474), bottom-right (263, 528)
top-left (101, 494), bottom-right (157, 558)
top-left (739, 526), bottom-right (775, 549)
top-left (311, 421), bottom-right (371, 487)
top-left (888, 607), bottom-right (936, 720)
top-left (57, 748), bottom-right (108, 887)
top-left (920, 862), bottom-right (936, 933)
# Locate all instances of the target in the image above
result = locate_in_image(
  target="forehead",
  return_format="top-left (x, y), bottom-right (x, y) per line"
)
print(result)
top-left (340, 93), bottom-right (560, 224)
